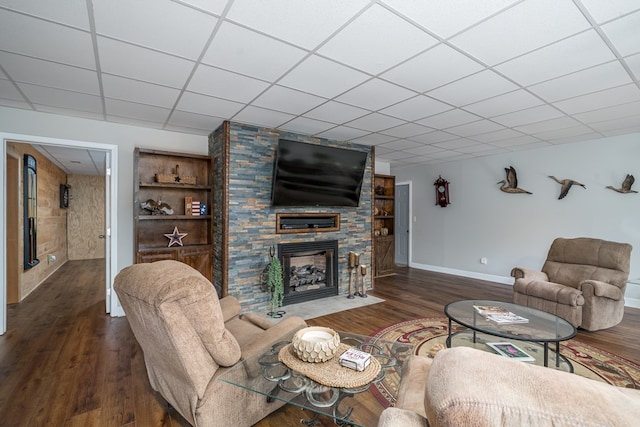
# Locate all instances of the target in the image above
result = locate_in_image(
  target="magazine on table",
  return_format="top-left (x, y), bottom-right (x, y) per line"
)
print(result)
top-left (473, 305), bottom-right (529, 324)
top-left (486, 342), bottom-right (535, 362)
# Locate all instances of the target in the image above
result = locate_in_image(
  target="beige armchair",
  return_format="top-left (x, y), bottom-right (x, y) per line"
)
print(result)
top-left (378, 347), bottom-right (640, 427)
top-left (511, 237), bottom-right (632, 331)
top-left (114, 260), bottom-right (307, 427)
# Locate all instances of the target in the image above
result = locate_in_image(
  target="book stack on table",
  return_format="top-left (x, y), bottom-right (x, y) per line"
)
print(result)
top-left (473, 305), bottom-right (529, 324)
top-left (339, 348), bottom-right (371, 372)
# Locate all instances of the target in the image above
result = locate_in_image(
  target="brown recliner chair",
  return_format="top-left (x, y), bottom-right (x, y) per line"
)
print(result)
top-left (511, 237), bottom-right (632, 331)
top-left (114, 260), bottom-right (307, 427)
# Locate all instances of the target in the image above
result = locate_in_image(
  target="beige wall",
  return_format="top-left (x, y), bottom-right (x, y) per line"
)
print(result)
top-left (7, 142), bottom-right (68, 300)
top-left (67, 175), bottom-right (105, 260)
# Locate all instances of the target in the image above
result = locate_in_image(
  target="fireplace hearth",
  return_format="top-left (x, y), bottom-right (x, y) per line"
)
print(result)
top-left (278, 240), bottom-right (339, 305)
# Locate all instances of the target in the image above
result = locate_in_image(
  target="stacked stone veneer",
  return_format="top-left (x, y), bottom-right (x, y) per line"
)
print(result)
top-left (209, 121), bottom-right (373, 314)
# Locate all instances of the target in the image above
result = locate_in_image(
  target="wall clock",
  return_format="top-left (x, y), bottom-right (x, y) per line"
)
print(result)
top-left (60, 184), bottom-right (70, 208)
top-left (434, 176), bottom-right (450, 207)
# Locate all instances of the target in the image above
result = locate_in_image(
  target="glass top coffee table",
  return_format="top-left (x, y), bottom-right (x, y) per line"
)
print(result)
top-left (445, 300), bottom-right (577, 372)
top-left (218, 331), bottom-right (413, 427)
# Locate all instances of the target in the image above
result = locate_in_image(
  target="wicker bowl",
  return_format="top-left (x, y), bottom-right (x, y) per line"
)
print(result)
top-left (291, 327), bottom-right (340, 363)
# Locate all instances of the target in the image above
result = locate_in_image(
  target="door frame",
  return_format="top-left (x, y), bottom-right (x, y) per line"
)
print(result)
top-left (395, 180), bottom-right (412, 267)
top-left (0, 132), bottom-right (120, 335)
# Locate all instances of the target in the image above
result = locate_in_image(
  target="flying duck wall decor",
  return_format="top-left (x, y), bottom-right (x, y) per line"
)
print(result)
top-left (548, 176), bottom-right (586, 199)
top-left (498, 166), bottom-right (532, 194)
top-left (606, 174), bottom-right (637, 194)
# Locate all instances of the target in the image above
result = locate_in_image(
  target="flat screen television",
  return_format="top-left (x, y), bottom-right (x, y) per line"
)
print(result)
top-left (271, 139), bottom-right (368, 207)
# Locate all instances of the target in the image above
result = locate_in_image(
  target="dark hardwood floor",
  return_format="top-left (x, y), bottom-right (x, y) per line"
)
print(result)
top-left (1, 260), bottom-right (638, 426)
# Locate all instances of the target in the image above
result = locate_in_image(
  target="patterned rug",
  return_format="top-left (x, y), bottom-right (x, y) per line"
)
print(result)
top-left (369, 317), bottom-right (640, 408)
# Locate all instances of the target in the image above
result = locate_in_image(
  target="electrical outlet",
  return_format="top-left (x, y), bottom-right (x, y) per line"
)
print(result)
top-left (480, 257), bottom-right (488, 265)
top-left (48, 254), bottom-right (56, 264)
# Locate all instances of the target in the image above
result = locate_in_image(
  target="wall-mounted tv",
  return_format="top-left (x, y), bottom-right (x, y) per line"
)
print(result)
top-left (271, 139), bottom-right (368, 207)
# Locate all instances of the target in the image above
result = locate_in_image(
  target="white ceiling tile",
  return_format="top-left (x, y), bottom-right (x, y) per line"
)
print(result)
top-left (597, 118), bottom-right (640, 134)
top-left (379, 139), bottom-right (423, 150)
top-left (546, 132), bottom-right (603, 145)
top-left (93, 0), bottom-right (218, 59)
top-left (0, 78), bottom-right (24, 101)
top-left (280, 116), bottom-right (335, 135)
top-left (445, 120), bottom-right (505, 137)
top-left (381, 44), bottom-right (485, 92)
top-left (601, 11), bottom-right (640, 56)
top-left (164, 124), bottom-right (213, 136)
top-left (529, 61), bottom-right (633, 102)
top-left (202, 22), bottom-right (308, 81)
top-left (579, 0), bottom-right (640, 24)
top-left (626, 53), bottom-right (640, 79)
top-left (574, 100), bottom-right (640, 124)
top-left (470, 128), bottom-right (525, 143)
top-left (0, 0), bottom-right (90, 29)
top-left (554, 83), bottom-right (640, 114)
top-left (464, 90), bottom-right (544, 117)
top-left (451, 0), bottom-right (590, 65)
top-left (427, 70), bottom-right (518, 106)
top-left (433, 138), bottom-right (478, 149)
top-left (492, 105), bottom-right (564, 127)
top-left (103, 74), bottom-right (180, 108)
top-left (382, 0), bottom-right (520, 39)
top-left (0, 52), bottom-right (100, 95)
top-left (252, 85), bottom-right (326, 115)
top-left (336, 79), bottom-right (416, 110)
top-left (495, 30), bottom-right (616, 86)
top-left (532, 125), bottom-right (596, 141)
top-left (105, 98), bottom-right (171, 123)
top-left (491, 135), bottom-right (541, 147)
top-left (408, 131), bottom-right (458, 144)
top-left (176, 0), bottom-right (229, 15)
top-left (304, 101), bottom-right (369, 123)
top-left (97, 37), bottom-right (195, 88)
top-left (514, 116), bottom-right (582, 134)
top-left (316, 126), bottom-right (370, 141)
top-left (232, 105), bottom-right (295, 129)
top-left (345, 112), bottom-right (406, 132)
top-left (379, 95), bottom-right (452, 121)
top-left (380, 123), bottom-right (433, 138)
top-left (404, 144), bottom-right (445, 156)
top-left (226, 0), bottom-right (369, 49)
top-left (177, 91), bottom-right (244, 117)
top-left (107, 114), bottom-right (164, 129)
top-left (0, 99), bottom-right (32, 109)
top-left (416, 109), bottom-right (480, 129)
top-left (458, 143), bottom-right (505, 154)
top-left (188, 64), bottom-right (270, 102)
top-left (167, 110), bottom-right (223, 132)
top-left (34, 104), bottom-right (104, 121)
top-left (318, 4), bottom-right (438, 74)
top-left (0, 10), bottom-right (95, 68)
top-left (351, 133), bottom-right (397, 145)
top-left (278, 55), bottom-right (369, 98)
top-left (20, 83), bottom-right (103, 113)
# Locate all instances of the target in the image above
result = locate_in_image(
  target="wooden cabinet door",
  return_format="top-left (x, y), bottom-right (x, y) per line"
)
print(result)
top-left (375, 236), bottom-right (395, 277)
top-left (137, 250), bottom-right (177, 264)
top-left (178, 247), bottom-right (213, 281)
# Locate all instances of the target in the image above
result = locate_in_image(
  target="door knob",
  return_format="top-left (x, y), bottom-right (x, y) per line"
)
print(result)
top-left (98, 235), bottom-right (105, 239)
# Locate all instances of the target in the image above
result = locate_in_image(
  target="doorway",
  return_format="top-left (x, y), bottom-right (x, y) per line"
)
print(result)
top-left (395, 182), bottom-right (411, 266)
top-left (1, 133), bottom-right (120, 335)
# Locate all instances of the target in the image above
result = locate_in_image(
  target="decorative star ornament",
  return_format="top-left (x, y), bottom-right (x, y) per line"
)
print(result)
top-left (164, 226), bottom-right (187, 247)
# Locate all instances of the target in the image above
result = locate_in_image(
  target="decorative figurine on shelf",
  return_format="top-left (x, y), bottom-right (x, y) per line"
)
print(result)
top-left (141, 198), bottom-right (174, 215)
top-left (347, 251), bottom-right (359, 299)
top-left (356, 265), bottom-right (368, 298)
top-left (164, 226), bottom-right (187, 247)
top-left (434, 175), bottom-right (451, 207)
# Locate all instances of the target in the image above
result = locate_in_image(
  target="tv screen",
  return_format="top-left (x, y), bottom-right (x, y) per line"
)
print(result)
top-left (271, 140), bottom-right (368, 207)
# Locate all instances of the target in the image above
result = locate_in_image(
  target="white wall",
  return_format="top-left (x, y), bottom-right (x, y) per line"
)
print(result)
top-left (393, 133), bottom-right (640, 307)
top-left (0, 107), bottom-right (210, 272)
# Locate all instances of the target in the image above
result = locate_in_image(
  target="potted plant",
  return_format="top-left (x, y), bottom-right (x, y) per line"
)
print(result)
top-left (265, 249), bottom-right (284, 317)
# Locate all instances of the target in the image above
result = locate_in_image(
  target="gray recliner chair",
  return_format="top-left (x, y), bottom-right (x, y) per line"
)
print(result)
top-left (511, 237), bottom-right (632, 331)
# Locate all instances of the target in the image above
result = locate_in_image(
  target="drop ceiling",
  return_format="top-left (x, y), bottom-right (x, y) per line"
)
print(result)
top-left (1, 0), bottom-right (639, 169)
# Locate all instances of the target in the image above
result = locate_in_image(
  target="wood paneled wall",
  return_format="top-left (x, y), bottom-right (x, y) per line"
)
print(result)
top-left (6, 142), bottom-right (68, 300)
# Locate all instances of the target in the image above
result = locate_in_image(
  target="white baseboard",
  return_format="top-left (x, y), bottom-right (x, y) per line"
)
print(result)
top-left (408, 262), bottom-right (640, 309)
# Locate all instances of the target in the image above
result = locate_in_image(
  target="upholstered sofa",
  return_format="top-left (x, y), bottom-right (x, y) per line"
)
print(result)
top-left (114, 260), bottom-right (307, 427)
top-left (378, 347), bottom-right (640, 427)
top-left (511, 237), bottom-right (632, 331)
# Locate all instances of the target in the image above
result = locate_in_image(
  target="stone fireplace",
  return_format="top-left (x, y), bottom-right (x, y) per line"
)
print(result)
top-left (279, 240), bottom-right (339, 305)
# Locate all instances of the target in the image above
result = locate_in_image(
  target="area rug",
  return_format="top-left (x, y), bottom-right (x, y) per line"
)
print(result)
top-left (369, 317), bottom-right (640, 408)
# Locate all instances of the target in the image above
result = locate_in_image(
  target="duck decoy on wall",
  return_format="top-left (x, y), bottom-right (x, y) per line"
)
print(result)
top-left (548, 176), bottom-right (586, 199)
top-left (606, 174), bottom-right (637, 194)
top-left (498, 166), bottom-right (532, 194)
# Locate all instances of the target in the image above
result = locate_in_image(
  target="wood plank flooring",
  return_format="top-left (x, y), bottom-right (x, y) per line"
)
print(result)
top-left (1, 259), bottom-right (638, 426)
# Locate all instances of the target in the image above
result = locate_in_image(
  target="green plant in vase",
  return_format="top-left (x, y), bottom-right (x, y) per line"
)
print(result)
top-left (266, 253), bottom-right (284, 317)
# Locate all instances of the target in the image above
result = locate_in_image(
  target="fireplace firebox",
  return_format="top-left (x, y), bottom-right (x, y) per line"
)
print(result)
top-left (278, 240), bottom-right (339, 305)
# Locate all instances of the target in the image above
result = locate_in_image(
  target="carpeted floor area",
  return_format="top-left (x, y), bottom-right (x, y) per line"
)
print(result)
top-left (369, 317), bottom-right (640, 408)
